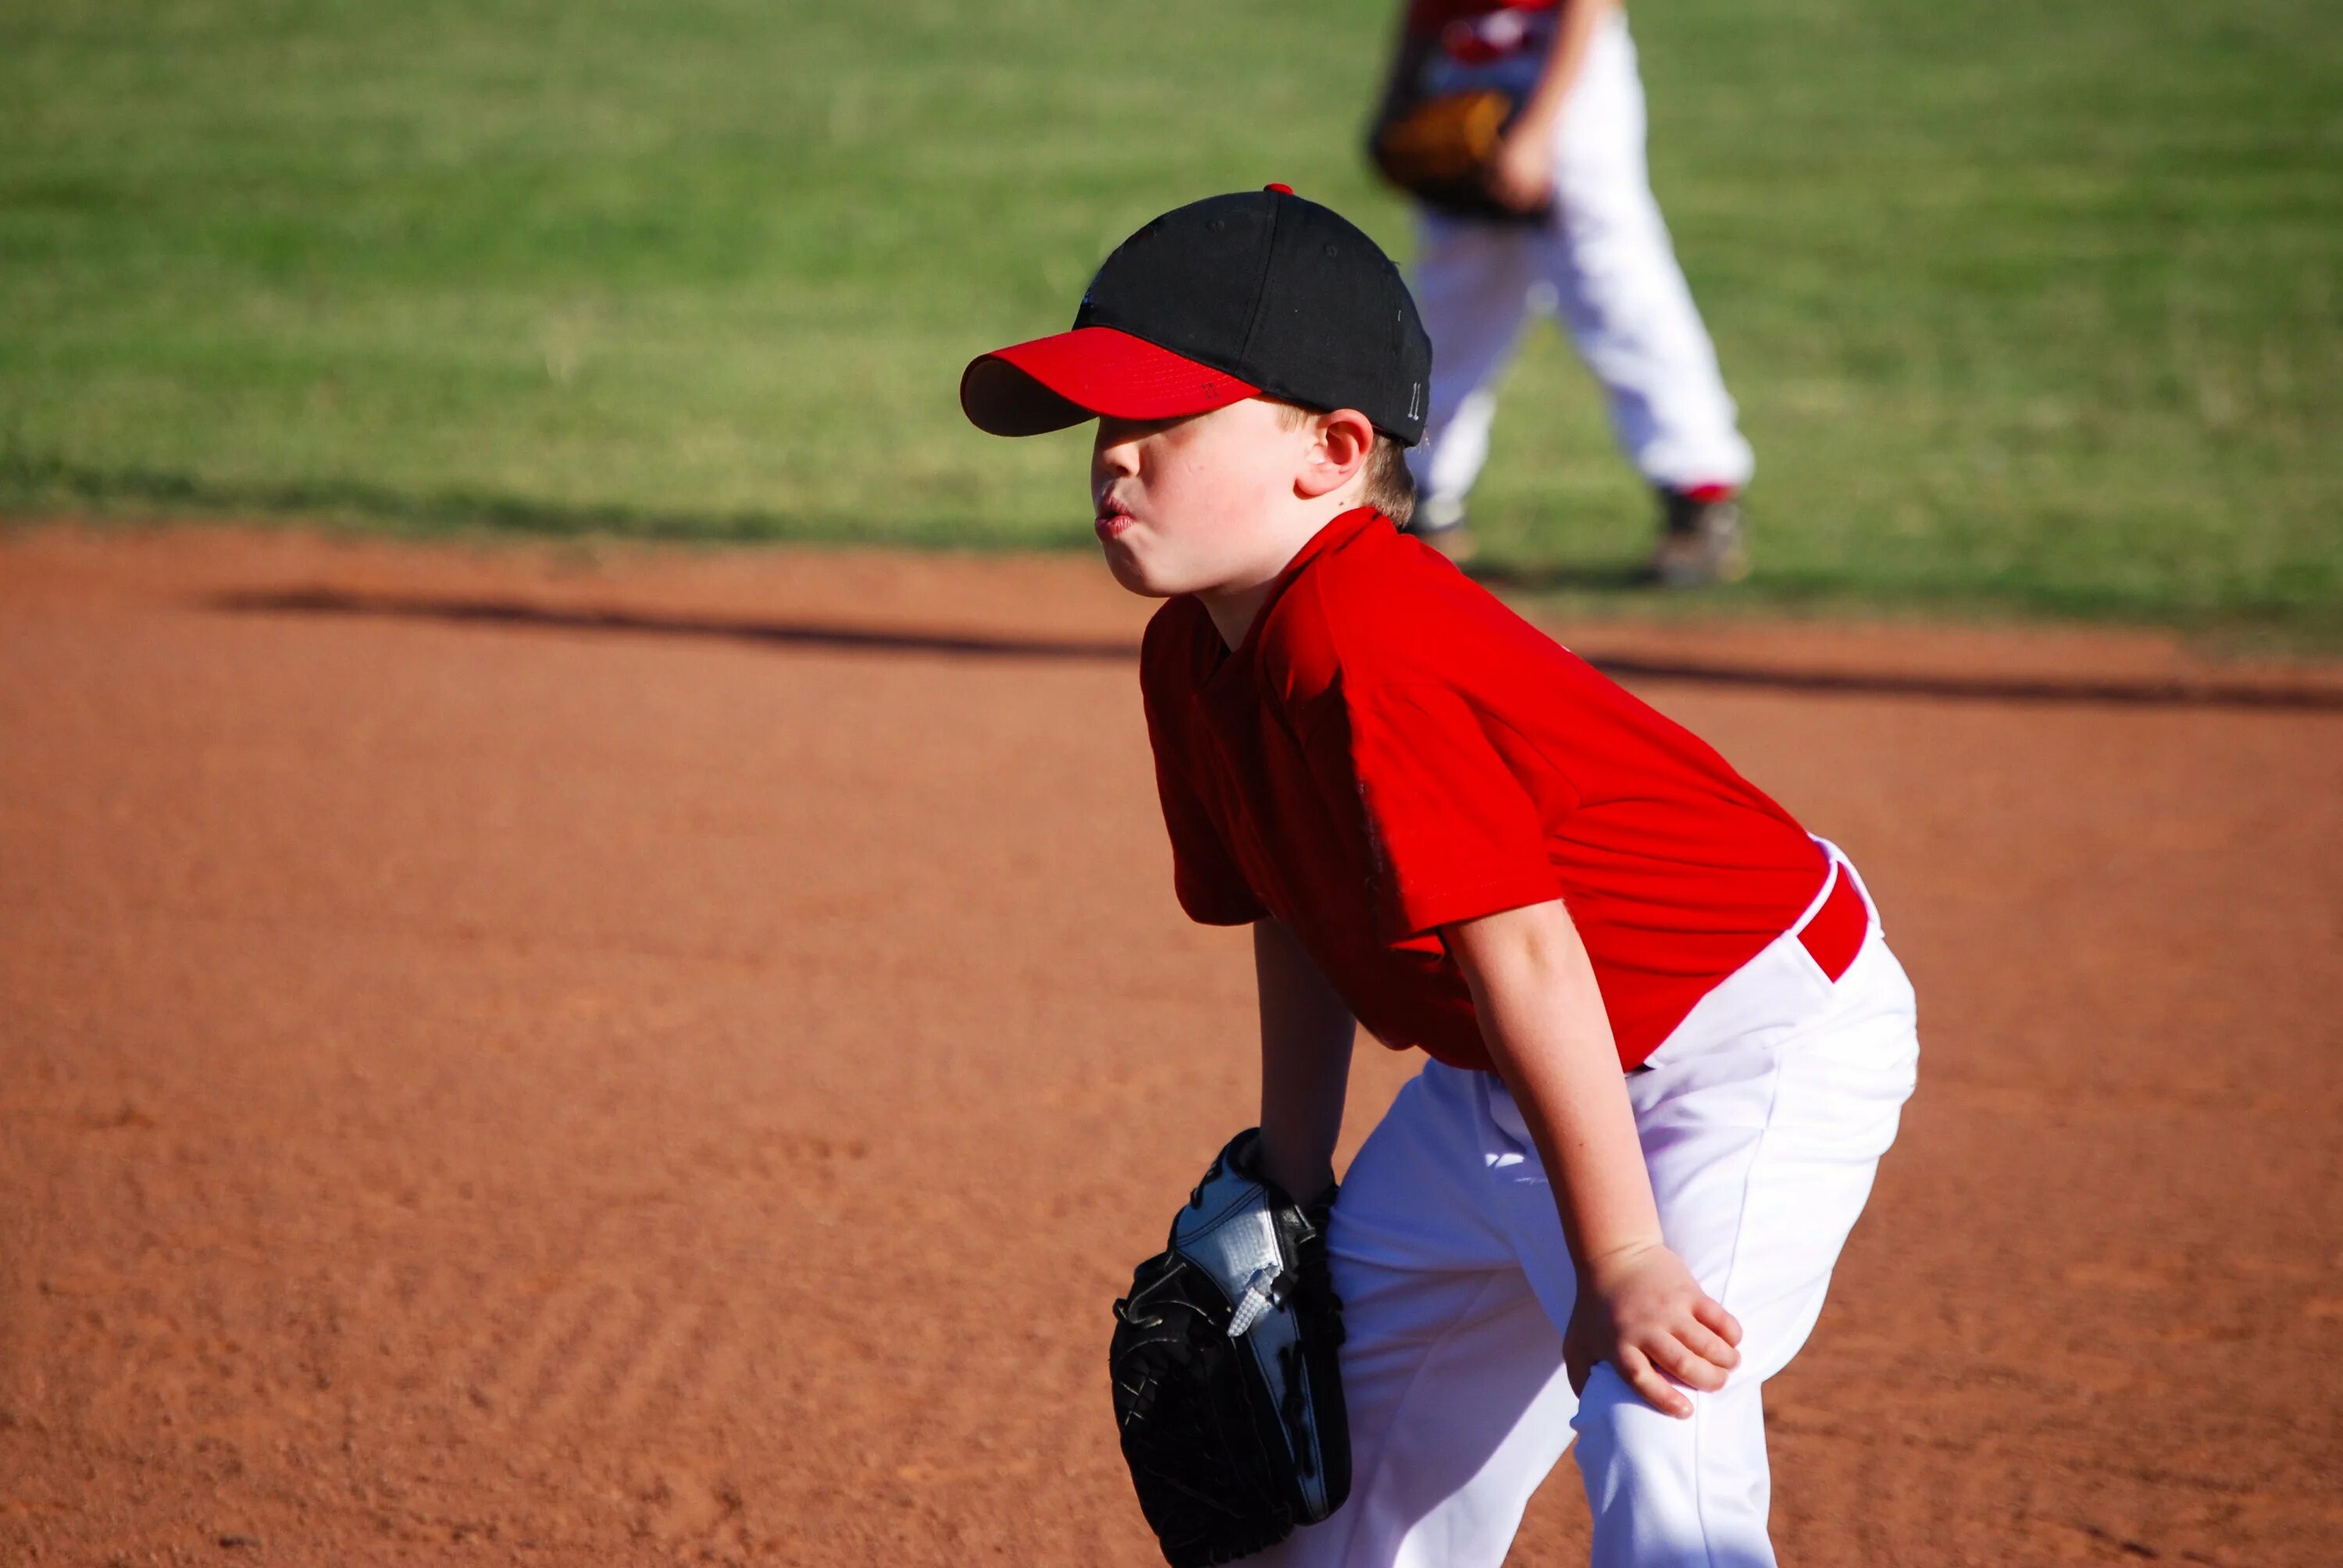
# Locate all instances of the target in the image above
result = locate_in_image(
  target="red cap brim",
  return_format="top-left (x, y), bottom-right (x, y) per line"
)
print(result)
top-left (959, 326), bottom-right (1260, 437)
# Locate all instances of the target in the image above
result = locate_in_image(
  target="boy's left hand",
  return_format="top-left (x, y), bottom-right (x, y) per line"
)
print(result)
top-left (1564, 1239), bottom-right (1743, 1418)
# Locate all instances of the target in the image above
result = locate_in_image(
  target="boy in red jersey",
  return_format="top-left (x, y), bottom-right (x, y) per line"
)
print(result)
top-left (961, 187), bottom-right (1917, 1567)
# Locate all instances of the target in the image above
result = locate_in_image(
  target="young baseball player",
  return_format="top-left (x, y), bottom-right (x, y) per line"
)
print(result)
top-left (1383, 0), bottom-right (1754, 583)
top-left (961, 188), bottom-right (1917, 1566)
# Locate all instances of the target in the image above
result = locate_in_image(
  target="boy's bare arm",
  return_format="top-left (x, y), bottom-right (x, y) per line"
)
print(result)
top-left (1487, 0), bottom-right (1617, 212)
top-left (1445, 898), bottom-right (1743, 1417)
top-left (1252, 918), bottom-right (1357, 1201)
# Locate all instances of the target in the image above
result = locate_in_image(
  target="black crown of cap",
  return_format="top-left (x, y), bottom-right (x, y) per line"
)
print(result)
top-left (1074, 188), bottom-right (1433, 444)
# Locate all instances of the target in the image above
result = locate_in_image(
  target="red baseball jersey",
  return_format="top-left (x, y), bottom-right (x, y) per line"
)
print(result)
top-left (1141, 507), bottom-right (1829, 1072)
top-left (1405, 0), bottom-right (1557, 36)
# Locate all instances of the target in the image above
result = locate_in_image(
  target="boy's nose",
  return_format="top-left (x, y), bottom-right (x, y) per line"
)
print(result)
top-left (1093, 435), bottom-right (1141, 479)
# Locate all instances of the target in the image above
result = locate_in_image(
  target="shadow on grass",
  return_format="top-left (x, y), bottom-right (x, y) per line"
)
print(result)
top-left (18, 451), bottom-right (2334, 643)
top-left (212, 589), bottom-right (2343, 711)
top-left (0, 451), bottom-right (1029, 551)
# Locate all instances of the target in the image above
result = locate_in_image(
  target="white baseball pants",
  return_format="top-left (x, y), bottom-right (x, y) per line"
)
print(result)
top-left (1251, 849), bottom-right (1918, 1566)
top-left (1407, 11), bottom-right (1755, 526)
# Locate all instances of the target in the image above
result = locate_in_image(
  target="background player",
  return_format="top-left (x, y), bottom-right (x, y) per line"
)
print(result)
top-left (961, 188), bottom-right (1918, 1564)
top-left (1387, 0), bottom-right (1756, 584)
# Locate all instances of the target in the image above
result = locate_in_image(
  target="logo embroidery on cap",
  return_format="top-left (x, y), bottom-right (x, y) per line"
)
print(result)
top-left (1407, 382), bottom-right (1424, 421)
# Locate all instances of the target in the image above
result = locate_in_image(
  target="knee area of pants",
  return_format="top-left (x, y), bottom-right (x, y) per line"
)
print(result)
top-left (1566, 1363), bottom-right (1679, 1449)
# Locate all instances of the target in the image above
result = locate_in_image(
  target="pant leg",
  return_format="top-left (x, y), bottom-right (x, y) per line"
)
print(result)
top-left (1550, 918), bottom-right (1921, 1565)
top-left (1267, 875), bottom-right (1917, 1567)
top-left (1250, 1064), bottom-right (1577, 1568)
top-left (1539, 13), bottom-right (1753, 491)
top-left (1403, 214), bottom-right (1542, 529)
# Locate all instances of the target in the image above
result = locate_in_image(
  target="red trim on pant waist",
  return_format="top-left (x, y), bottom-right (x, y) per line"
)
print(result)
top-left (1796, 866), bottom-right (1868, 982)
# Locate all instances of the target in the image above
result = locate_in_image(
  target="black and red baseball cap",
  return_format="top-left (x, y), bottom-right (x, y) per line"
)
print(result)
top-left (961, 186), bottom-right (1434, 445)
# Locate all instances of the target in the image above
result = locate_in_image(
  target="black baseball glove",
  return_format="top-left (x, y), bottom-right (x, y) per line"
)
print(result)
top-left (1108, 1130), bottom-right (1350, 1567)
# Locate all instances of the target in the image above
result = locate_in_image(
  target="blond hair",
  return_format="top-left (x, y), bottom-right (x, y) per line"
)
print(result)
top-left (1271, 401), bottom-right (1417, 529)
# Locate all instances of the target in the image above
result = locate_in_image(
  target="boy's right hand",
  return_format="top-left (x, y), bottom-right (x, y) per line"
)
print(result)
top-left (1564, 1239), bottom-right (1743, 1419)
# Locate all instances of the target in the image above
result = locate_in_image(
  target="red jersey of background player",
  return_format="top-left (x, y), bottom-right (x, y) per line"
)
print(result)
top-left (1406, 0), bottom-right (1558, 35)
top-left (1141, 506), bottom-right (1828, 1072)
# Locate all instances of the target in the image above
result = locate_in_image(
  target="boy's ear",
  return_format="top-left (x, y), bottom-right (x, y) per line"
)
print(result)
top-left (1295, 408), bottom-right (1377, 501)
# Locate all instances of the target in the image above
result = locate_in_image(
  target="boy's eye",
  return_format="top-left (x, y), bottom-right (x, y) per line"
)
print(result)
top-left (1098, 415), bottom-right (1179, 447)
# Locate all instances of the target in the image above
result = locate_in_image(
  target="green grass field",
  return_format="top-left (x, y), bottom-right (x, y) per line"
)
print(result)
top-left (4, 0), bottom-right (2339, 636)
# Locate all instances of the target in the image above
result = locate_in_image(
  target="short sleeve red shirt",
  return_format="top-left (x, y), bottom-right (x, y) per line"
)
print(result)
top-left (1140, 508), bottom-right (1828, 1071)
top-left (1404, 0), bottom-right (1557, 37)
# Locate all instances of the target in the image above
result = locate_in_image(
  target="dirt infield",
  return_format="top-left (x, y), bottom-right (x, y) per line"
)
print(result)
top-left (4, 523), bottom-right (2339, 1566)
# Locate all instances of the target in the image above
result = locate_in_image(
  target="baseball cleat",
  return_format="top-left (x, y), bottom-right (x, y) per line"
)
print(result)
top-left (1649, 486), bottom-right (1749, 588)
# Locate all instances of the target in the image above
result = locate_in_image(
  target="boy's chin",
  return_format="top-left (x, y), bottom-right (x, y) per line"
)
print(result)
top-left (1101, 543), bottom-right (1184, 599)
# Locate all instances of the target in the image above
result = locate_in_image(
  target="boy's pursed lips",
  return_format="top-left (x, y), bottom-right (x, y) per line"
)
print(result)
top-left (1096, 494), bottom-right (1136, 541)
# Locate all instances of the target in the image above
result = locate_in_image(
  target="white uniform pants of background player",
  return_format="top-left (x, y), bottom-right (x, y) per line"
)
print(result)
top-left (1408, 9), bottom-right (1755, 527)
top-left (1253, 846), bottom-right (1918, 1567)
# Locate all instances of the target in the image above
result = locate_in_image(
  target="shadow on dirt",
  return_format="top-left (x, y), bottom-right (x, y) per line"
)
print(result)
top-left (212, 588), bottom-right (1139, 662)
top-left (210, 589), bottom-right (2343, 712)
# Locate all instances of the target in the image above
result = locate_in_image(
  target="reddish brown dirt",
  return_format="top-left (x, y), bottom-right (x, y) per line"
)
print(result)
top-left (4, 522), bottom-right (2339, 1566)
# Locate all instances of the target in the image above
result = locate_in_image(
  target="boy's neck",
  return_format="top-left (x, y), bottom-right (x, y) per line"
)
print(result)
top-left (1197, 577), bottom-right (1281, 651)
top-left (1193, 501), bottom-right (1361, 650)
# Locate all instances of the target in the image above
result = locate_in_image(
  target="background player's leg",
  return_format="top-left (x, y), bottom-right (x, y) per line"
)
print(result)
top-left (1403, 213), bottom-right (1541, 543)
top-left (1541, 12), bottom-right (1753, 497)
top-left (1251, 1064), bottom-right (1578, 1568)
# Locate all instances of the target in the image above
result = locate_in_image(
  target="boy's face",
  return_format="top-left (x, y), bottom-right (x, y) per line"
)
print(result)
top-left (1091, 398), bottom-right (1319, 600)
